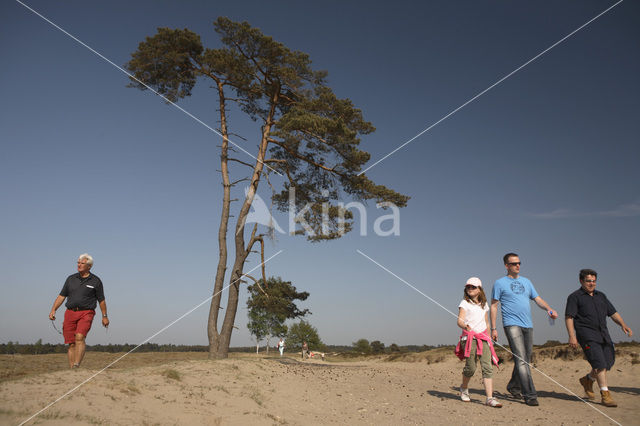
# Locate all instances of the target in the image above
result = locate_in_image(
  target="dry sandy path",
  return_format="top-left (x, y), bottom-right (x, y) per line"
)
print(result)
top-left (0, 352), bottom-right (638, 425)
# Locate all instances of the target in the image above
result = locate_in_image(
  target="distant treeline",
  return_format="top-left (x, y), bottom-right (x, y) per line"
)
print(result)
top-left (0, 341), bottom-right (210, 355)
top-left (328, 344), bottom-right (445, 353)
top-left (1, 341), bottom-right (444, 355)
top-left (3, 340), bottom-right (636, 355)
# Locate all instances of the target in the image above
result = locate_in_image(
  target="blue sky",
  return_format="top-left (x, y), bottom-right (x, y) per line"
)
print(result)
top-left (1, 0), bottom-right (638, 348)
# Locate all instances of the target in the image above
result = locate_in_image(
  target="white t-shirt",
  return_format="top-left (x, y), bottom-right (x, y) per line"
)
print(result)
top-left (458, 299), bottom-right (489, 333)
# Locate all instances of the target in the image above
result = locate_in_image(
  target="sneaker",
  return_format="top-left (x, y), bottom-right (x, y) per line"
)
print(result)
top-left (460, 388), bottom-right (471, 402)
top-left (525, 398), bottom-right (539, 406)
top-left (600, 390), bottom-right (617, 407)
top-left (579, 375), bottom-right (596, 400)
top-left (486, 397), bottom-right (502, 408)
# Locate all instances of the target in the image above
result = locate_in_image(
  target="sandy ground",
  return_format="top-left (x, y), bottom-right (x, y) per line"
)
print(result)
top-left (0, 348), bottom-right (638, 425)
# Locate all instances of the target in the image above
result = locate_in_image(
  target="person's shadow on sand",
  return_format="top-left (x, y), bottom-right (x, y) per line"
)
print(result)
top-left (609, 386), bottom-right (640, 396)
top-left (429, 386), bottom-right (626, 404)
top-left (426, 387), bottom-right (495, 405)
top-left (489, 390), bottom-right (576, 403)
top-left (494, 389), bottom-right (612, 403)
top-left (491, 391), bottom-right (523, 403)
top-left (536, 387), bottom-right (640, 400)
top-left (531, 390), bottom-right (579, 402)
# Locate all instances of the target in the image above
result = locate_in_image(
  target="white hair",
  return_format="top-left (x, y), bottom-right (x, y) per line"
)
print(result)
top-left (78, 253), bottom-right (94, 266)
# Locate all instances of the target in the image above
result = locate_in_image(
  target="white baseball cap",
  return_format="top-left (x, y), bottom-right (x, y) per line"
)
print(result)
top-left (466, 277), bottom-right (482, 287)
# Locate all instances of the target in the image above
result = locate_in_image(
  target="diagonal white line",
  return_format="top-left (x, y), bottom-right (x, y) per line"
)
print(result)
top-left (19, 249), bottom-right (284, 426)
top-left (356, 250), bottom-right (458, 318)
top-left (14, 0), bottom-right (282, 177)
top-left (359, 0), bottom-right (624, 176)
top-left (356, 249), bottom-right (622, 426)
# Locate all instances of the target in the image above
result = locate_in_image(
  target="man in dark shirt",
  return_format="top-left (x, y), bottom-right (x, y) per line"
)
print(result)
top-left (565, 268), bottom-right (632, 407)
top-left (49, 254), bottom-right (109, 368)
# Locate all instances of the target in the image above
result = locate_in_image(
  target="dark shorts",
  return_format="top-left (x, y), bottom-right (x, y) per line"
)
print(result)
top-left (63, 309), bottom-right (95, 344)
top-left (581, 340), bottom-right (615, 370)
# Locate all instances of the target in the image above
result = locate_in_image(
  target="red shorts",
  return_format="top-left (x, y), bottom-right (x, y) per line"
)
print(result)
top-left (63, 309), bottom-right (96, 344)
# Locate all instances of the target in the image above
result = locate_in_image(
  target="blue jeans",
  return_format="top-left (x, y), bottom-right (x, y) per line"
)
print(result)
top-left (504, 326), bottom-right (537, 400)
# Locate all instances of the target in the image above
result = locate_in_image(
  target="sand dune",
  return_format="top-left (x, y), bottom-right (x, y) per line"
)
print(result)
top-left (1, 347), bottom-right (638, 425)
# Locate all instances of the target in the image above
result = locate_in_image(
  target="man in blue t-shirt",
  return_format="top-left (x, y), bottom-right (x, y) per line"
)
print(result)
top-left (490, 253), bottom-right (558, 406)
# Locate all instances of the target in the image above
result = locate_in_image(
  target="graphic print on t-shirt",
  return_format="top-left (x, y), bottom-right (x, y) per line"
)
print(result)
top-left (510, 281), bottom-right (525, 294)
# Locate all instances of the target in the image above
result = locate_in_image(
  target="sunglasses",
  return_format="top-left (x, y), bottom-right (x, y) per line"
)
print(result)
top-left (507, 262), bottom-right (521, 266)
top-left (465, 285), bottom-right (479, 290)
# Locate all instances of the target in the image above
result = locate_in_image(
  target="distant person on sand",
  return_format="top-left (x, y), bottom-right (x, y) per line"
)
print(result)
top-left (302, 341), bottom-right (309, 360)
top-left (565, 268), bottom-right (633, 407)
top-left (277, 338), bottom-right (285, 356)
top-left (455, 277), bottom-right (501, 407)
top-left (49, 254), bottom-right (109, 368)
top-left (490, 253), bottom-right (558, 406)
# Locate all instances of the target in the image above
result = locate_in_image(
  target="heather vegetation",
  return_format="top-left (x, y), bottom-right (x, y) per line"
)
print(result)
top-left (7, 339), bottom-right (636, 356)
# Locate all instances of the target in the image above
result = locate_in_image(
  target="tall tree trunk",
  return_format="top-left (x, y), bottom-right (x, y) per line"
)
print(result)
top-left (215, 92), bottom-right (279, 359)
top-left (207, 80), bottom-right (231, 359)
top-left (216, 260), bottom-right (247, 358)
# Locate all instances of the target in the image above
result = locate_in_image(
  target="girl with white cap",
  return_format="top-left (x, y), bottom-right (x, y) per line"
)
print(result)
top-left (454, 277), bottom-right (501, 407)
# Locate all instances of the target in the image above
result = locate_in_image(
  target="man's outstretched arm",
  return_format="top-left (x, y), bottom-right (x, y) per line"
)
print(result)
top-left (49, 295), bottom-right (65, 320)
top-left (534, 296), bottom-right (558, 319)
top-left (490, 299), bottom-right (499, 341)
top-left (99, 300), bottom-right (109, 327)
top-left (611, 312), bottom-right (632, 337)
top-left (565, 316), bottom-right (579, 349)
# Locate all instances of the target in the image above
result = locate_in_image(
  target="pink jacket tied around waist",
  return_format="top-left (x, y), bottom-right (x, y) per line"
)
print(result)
top-left (454, 329), bottom-right (499, 366)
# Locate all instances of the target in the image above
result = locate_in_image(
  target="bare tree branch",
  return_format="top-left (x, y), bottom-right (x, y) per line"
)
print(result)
top-left (228, 157), bottom-right (255, 169)
top-left (242, 273), bottom-right (268, 296)
top-left (230, 177), bottom-right (250, 186)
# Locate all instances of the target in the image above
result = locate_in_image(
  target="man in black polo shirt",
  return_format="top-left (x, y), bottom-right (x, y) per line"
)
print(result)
top-left (565, 268), bottom-right (632, 407)
top-left (49, 254), bottom-right (109, 368)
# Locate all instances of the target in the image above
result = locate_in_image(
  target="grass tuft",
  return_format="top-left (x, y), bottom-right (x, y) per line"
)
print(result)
top-left (162, 369), bottom-right (181, 381)
top-left (123, 382), bottom-right (141, 395)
